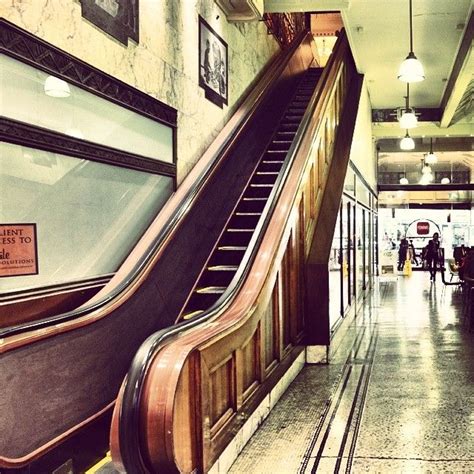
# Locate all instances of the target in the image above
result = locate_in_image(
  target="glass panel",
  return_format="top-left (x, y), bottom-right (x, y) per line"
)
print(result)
top-left (365, 210), bottom-right (371, 287)
top-left (342, 199), bottom-right (350, 309)
top-left (356, 177), bottom-right (370, 207)
top-left (344, 167), bottom-right (355, 196)
top-left (356, 206), bottom-right (364, 296)
top-left (351, 202), bottom-right (356, 298)
top-left (329, 205), bottom-right (342, 328)
top-left (0, 142), bottom-right (173, 293)
top-left (1, 54), bottom-right (173, 163)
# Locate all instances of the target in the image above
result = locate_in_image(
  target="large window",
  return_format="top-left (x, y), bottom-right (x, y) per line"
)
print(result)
top-left (1, 143), bottom-right (173, 292)
top-left (0, 21), bottom-right (177, 295)
top-left (328, 167), bottom-right (377, 330)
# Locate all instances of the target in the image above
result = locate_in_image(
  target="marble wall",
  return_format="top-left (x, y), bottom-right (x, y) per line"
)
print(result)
top-left (1, 0), bottom-right (279, 182)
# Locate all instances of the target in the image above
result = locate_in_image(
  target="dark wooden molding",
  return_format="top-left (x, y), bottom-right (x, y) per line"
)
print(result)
top-left (0, 18), bottom-right (176, 127)
top-left (372, 108), bottom-right (442, 123)
top-left (439, 11), bottom-right (474, 113)
top-left (376, 137), bottom-right (473, 153)
top-left (379, 183), bottom-right (474, 192)
top-left (0, 118), bottom-right (176, 177)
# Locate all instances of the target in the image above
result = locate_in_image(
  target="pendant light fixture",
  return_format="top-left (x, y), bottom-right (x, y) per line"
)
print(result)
top-left (399, 83), bottom-right (418, 129)
top-left (400, 130), bottom-right (415, 150)
top-left (424, 137), bottom-right (438, 164)
top-left (44, 75), bottom-right (71, 98)
top-left (398, 0), bottom-right (425, 83)
top-left (399, 163), bottom-right (409, 184)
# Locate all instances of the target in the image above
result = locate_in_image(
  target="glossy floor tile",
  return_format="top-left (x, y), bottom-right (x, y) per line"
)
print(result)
top-left (230, 273), bottom-right (474, 473)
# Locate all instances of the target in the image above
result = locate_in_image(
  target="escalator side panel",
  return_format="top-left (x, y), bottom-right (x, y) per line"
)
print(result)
top-left (0, 38), bottom-right (315, 465)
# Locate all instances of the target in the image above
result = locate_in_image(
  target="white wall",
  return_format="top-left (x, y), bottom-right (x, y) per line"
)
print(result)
top-left (349, 79), bottom-right (376, 189)
top-left (1, 0), bottom-right (279, 183)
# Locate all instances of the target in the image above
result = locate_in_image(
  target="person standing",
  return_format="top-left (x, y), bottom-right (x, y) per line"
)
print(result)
top-left (398, 238), bottom-right (409, 271)
top-left (409, 239), bottom-right (418, 265)
top-left (426, 232), bottom-right (441, 281)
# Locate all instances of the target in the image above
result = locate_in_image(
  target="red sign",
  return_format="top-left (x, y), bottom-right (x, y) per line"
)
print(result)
top-left (417, 221), bottom-right (430, 235)
top-left (0, 224), bottom-right (38, 277)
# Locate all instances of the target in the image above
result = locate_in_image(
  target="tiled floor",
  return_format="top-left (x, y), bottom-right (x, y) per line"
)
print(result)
top-left (230, 273), bottom-right (474, 473)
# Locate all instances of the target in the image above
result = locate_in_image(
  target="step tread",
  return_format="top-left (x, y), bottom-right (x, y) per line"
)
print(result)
top-left (196, 286), bottom-right (227, 294)
top-left (218, 246), bottom-right (247, 251)
top-left (182, 310), bottom-right (204, 320)
top-left (207, 265), bottom-right (238, 271)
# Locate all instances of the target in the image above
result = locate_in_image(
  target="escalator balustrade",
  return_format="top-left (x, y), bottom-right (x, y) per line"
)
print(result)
top-left (180, 68), bottom-right (322, 321)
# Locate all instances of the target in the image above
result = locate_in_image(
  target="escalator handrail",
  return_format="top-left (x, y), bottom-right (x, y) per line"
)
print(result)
top-left (0, 31), bottom-right (309, 343)
top-left (116, 30), bottom-right (352, 473)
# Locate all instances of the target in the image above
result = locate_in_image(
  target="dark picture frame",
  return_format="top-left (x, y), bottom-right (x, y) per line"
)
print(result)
top-left (79, 0), bottom-right (139, 46)
top-left (199, 16), bottom-right (228, 108)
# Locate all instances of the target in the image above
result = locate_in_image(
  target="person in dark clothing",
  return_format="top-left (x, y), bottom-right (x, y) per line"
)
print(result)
top-left (409, 239), bottom-right (418, 265)
top-left (426, 232), bottom-right (441, 281)
top-left (398, 238), bottom-right (409, 271)
top-left (453, 245), bottom-right (467, 265)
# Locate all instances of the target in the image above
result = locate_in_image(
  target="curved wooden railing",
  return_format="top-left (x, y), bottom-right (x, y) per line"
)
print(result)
top-left (112, 31), bottom-right (363, 473)
top-left (0, 31), bottom-right (314, 468)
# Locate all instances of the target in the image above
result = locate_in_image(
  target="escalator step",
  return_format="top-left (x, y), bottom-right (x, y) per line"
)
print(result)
top-left (280, 123), bottom-right (298, 130)
top-left (252, 173), bottom-right (278, 185)
top-left (182, 310), bottom-right (204, 320)
top-left (207, 265), bottom-right (238, 271)
top-left (196, 286), bottom-right (226, 294)
top-left (266, 149), bottom-right (288, 154)
top-left (218, 246), bottom-right (247, 251)
top-left (284, 115), bottom-right (304, 122)
top-left (261, 161), bottom-right (284, 166)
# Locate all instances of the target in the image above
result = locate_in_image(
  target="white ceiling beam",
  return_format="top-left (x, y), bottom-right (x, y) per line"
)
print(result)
top-left (263, 0), bottom-right (350, 13)
top-left (440, 48), bottom-right (474, 128)
top-left (440, 12), bottom-right (474, 128)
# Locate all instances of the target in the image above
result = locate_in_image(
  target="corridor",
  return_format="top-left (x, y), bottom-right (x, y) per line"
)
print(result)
top-left (230, 273), bottom-right (474, 472)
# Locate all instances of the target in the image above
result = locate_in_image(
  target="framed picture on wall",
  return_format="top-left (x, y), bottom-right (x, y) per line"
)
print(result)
top-left (199, 16), bottom-right (228, 108)
top-left (80, 0), bottom-right (139, 46)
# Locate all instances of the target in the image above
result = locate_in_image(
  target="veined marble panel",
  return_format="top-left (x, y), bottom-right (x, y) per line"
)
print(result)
top-left (2, 0), bottom-right (279, 183)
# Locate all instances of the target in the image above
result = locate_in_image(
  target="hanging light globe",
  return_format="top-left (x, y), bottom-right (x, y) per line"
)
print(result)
top-left (398, 52), bottom-right (425, 83)
top-left (399, 177), bottom-right (409, 185)
top-left (400, 132), bottom-right (415, 150)
top-left (425, 138), bottom-right (438, 164)
top-left (44, 75), bottom-right (71, 98)
top-left (422, 164), bottom-right (432, 174)
top-left (441, 177), bottom-right (450, 184)
top-left (399, 109), bottom-right (418, 129)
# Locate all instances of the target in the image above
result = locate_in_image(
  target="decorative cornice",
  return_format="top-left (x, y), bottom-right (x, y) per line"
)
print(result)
top-left (0, 118), bottom-right (176, 177)
top-left (0, 19), bottom-right (177, 127)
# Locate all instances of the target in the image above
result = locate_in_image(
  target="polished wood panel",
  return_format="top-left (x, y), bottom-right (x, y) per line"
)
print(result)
top-left (209, 356), bottom-right (234, 429)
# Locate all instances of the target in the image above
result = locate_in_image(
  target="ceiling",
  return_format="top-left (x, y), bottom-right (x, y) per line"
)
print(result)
top-left (264, 0), bottom-right (474, 136)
